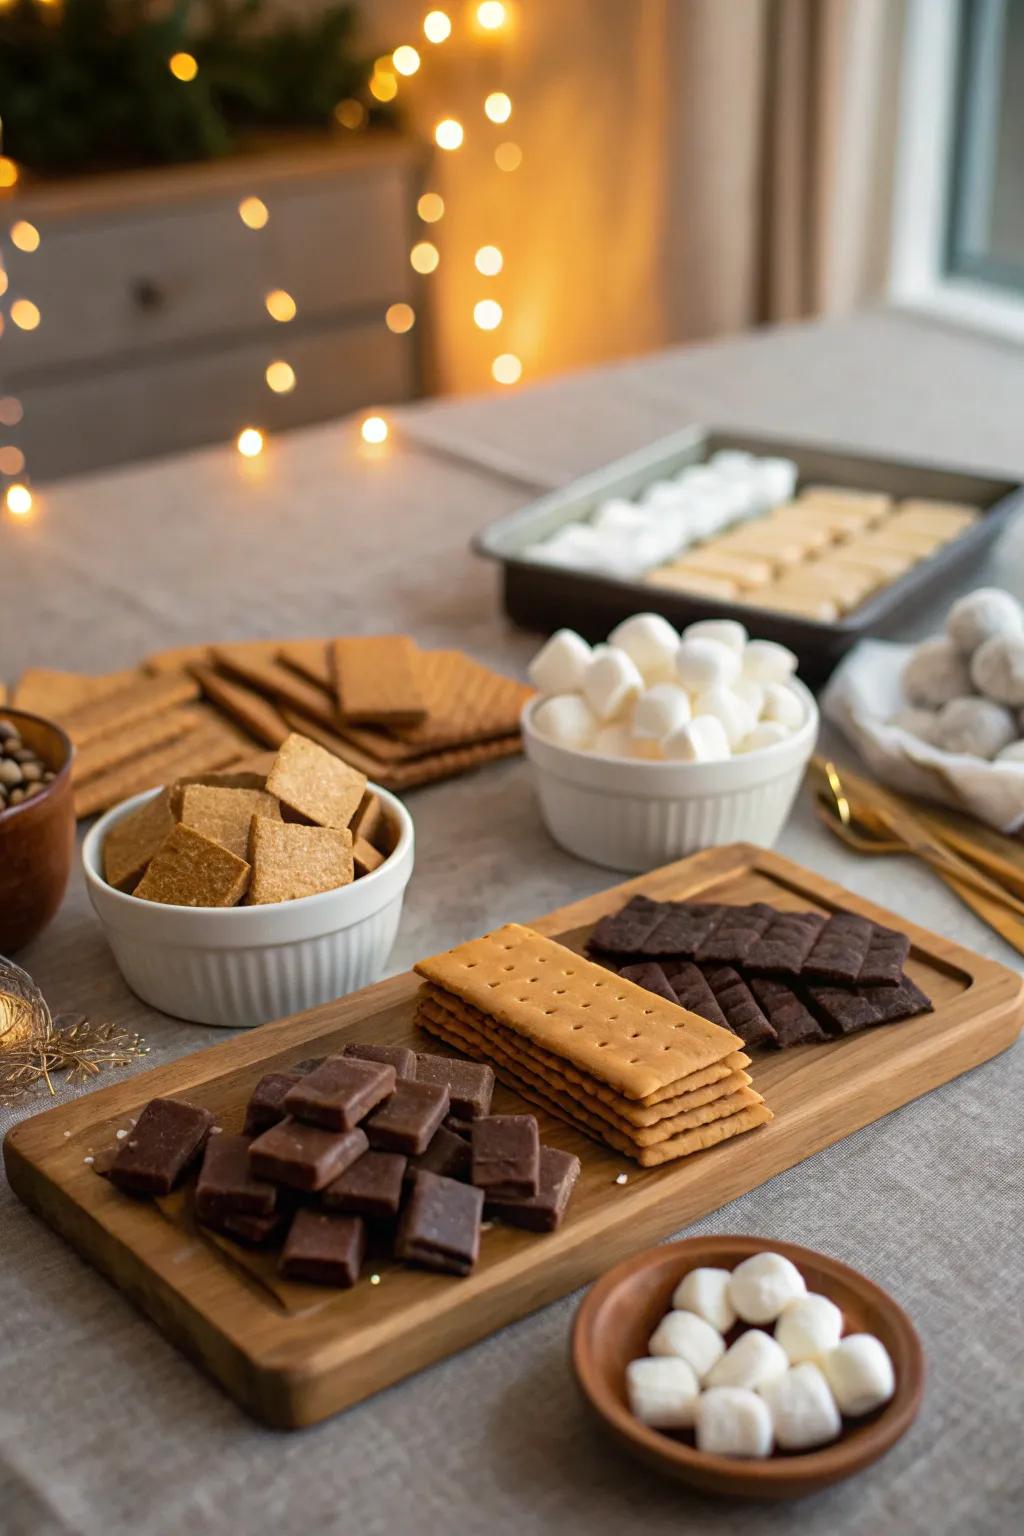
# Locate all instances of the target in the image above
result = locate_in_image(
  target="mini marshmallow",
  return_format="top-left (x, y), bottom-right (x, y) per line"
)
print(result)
top-left (710, 449), bottom-right (757, 477)
top-left (737, 721), bottom-right (791, 753)
top-left (609, 612), bottom-right (681, 680)
top-left (729, 1252), bottom-right (807, 1324)
top-left (625, 1356), bottom-right (700, 1430)
top-left (761, 682), bottom-right (804, 732)
top-left (528, 628), bottom-right (593, 696)
top-left (693, 686), bottom-right (757, 749)
top-left (648, 1309), bottom-right (725, 1381)
top-left (591, 722), bottom-right (633, 758)
top-left (582, 647), bottom-right (644, 722)
top-left (935, 695), bottom-right (1016, 759)
top-left (742, 639), bottom-right (798, 685)
top-left (971, 633), bottom-right (1024, 706)
top-left (675, 638), bottom-right (741, 692)
top-left (758, 1363), bottom-right (841, 1450)
top-left (532, 694), bottom-right (597, 750)
top-left (821, 1334), bottom-right (895, 1417)
top-left (671, 1267), bottom-right (736, 1334)
top-left (695, 1387), bottom-right (773, 1459)
top-left (902, 637), bottom-right (972, 708)
top-left (733, 677), bottom-right (765, 717)
top-left (775, 1293), bottom-right (844, 1365)
top-left (633, 683), bottom-right (691, 741)
top-left (683, 618), bottom-right (748, 654)
top-left (706, 1329), bottom-right (789, 1392)
top-left (662, 715), bottom-right (732, 763)
top-left (946, 587), bottom-right (1024, 656)
top-left (755, 456), bottom-right (799, 509)
top-left (592, 497), bottom-right (646, 530)
top-left (641, 479), bottom-right (689, 511)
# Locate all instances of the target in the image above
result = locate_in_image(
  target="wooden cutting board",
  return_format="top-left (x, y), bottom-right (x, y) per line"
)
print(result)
top-left (5, 843), bottom-right (1022, 1429)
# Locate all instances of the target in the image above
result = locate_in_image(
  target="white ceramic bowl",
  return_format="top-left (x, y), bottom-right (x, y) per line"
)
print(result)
top-left (82, 785), bottom-right (414, 1028)
top-left (522, 679), bottom-right (818, 872)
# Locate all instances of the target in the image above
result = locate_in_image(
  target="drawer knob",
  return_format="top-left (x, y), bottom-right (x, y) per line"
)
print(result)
top-left (131, 278), bottom-right (166, 312)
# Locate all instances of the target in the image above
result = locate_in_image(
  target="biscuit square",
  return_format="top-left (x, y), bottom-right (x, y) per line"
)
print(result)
top-left (179, 784), bottom-right (281, 861)
top-left (247, 816), bottom-right (354, 904)
top-left (353, 837), bottom-right (385, 877)
top-left (102, 788), bottom-right (175, 892)
top-left (265, 732), bottom-right (366, 829)
top-left (133, 823), bottom-right (250, 907)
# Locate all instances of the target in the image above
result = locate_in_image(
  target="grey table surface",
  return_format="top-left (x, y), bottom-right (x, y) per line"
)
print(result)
top-left (1, 308), bottom-right (1022, 1536)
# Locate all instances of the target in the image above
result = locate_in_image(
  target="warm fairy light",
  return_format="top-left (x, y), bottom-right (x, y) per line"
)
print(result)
top-left (0, 446), bottom-right (25, 475)
top-left (494, 140), bottom-right (522, 171)
top-left (265, 361), bottom-right (296, 394)
top-left (0, 267), bottom-right (7, 296)
top-left (169, 52), bottom-right (198, 82)
top-left (334, 98), bottom-right (366, 130)
top-left (473, 299), bottom-right (503, 330)
top-left (237, 428), bottom-right (264, 458)
top-left (0, 158), bottom-right (19, 189)
top-left (5, 484), bottom-right (33, 517)
top-left (361, 415), bottom-right (389, 445)
top-left (434, 118), bottom-right (464, 151)
top-left (477, 1), bottom-right (506, 29)
top-left (492, 352), bottom-right (522, 384)
top-left (410, 241), bottom-right (440, 274)
top-left (265, 289), bottom-right (297, 322)
top-left (392, 45), bottom-right (421, 76)
top-left (238, 197), bottom-right (268, 230)
top-left (369, 70), bottom-right (398, 102)
top-left (10, 221), bottom-right (40, 253)
top-left (417, 191), bottom-right (445, 223)
top-left (385, 302), bottom-right (416, 333)
top-left (423, 10), bottom-right (451, 43)
top-left (0, 397), bottom-right (22, 427)
top-left (10, 299), bottom-right (40, 331)
top-left (474, 244), bottom-right (503, 276)
top-left (484, 91), bottom-right (512, 123)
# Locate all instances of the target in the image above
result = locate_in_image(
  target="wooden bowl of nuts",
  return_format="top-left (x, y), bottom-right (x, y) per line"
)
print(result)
top-left (0, 708), bottom-right (75, 952)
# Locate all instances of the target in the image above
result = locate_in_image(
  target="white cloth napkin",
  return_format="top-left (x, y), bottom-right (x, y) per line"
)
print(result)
top-left (822, 638), bottom-right (1024, 833)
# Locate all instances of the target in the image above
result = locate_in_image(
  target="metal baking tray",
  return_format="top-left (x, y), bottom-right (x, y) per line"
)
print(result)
top-left (472, 426), bottom-right (1024, 685)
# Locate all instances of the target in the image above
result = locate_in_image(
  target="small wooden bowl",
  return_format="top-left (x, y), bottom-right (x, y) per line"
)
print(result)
top-left (572, 1235), bottom-right (925, 1500)
top-left (0, 708), bottom-right (75, 952)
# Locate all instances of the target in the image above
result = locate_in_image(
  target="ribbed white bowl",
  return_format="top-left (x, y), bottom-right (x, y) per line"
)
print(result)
top-left (522, 680), bottom-right (818, 872)
top-left (82, 785), bottom-right (414, 1028)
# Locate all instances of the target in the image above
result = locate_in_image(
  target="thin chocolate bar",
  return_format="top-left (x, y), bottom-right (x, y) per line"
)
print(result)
top-left (588, 893), bottom-right (667, 954)
top-left (283, 1056), bottom-right (396, 1131)
top-left (803, 910), bottom-right (876, 984)
top-left (395, 1170), bottom-right (484, 1276)
top-left (323, 1150), bottom-right (408, 1219)
top-left (198, 1205), bottom-right (289, 1248)
top-left (618, 961), bottom-right (679, 1005)
top-left (743, 909), bottom-right (826, 977)
top-left (484, 1146), bottom-right (581, 1232)
top-left (415, 1052), bottom-right (494, 1119)
top-left (196, 1132), bottom-right (277, 1217)
top-left (748, 977), bottom-right (829, 1047)
top-left (806, 986), bottom-right (880, 1036)
top-left (365, 1079), bottom-right (449, 1155)
top-left (856, 924), bottom-right (911, 987)
top-left (109, 1098), bottom-right (214, 1196)
top-left (343, 1041), bottom-right (417, 1079)
top-left (470, 1114), bottom-right (540, 1198)
top-left (642, 901), bottom-right (725, 957)
top-left (248, 1117), bottom-right (368, 1191)
top-left (863, 975), bottom-right (933, 1023)
top-left (700, 967), bottom-right (778, 1048)
top-left (694, 903), bottom-right (775, 966)
top-left (243, 1072), bottom-right (302, 1136)
top-left (279, 1210), bottom-right (366, 1286)
top-left (409, 1124), bottom-right (471, 1182)
top-left (662, 962), bottom-right (730, 1029)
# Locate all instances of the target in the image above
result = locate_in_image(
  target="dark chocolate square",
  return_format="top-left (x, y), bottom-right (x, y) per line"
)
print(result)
top-left (470, 1114), bottom-right (540, 1198)
top-left (409, 1124), bottom-right (471, 1182)
top-left (748, 977), bottom-right (829, 1046)
top-left (700, 966), bottom-right (778, 1047)
top-left (283, 1056), bottom-right (395, 1131)
top-left (196, 1132), bottom-right (277, 1217)
top-left (109, 1098), bottom-right (214, 1197)
top-left (342, 1041), bottom-right (418, 1079)
top-left (243, 1072), bottom-right (302, 1137)
top-left (587, 894), bottom-right (668, 954)
top-left (198, 1205), bottom-right (289, 1248)
top-left (323, 1150), bottom-right (408, 1219)
top-left (861, 976), bottom-right (933, 1023)
top-left (662, 962), bottom-right (730, 1030)
top-left (365, 1079), bottom-right (450, 1155)
top-left (618, 962), bottom-right (678, 1004)
top-left (395, 1171), bottom-right (484, 1276)
top-left (743, 909), bottom-right (826, 977)
top-left (694, 902), bottom-right (776, 966)
top-left (856, 924), bottom-right (911, 987)
top-left (415, 1052), bottom-right (494, 1119)
top-left (643, 902), bottom-right (725, 957)
top-left (248, 1118), bottom-right (368, 1191)
top-left (803, 911), bottom-right (875, 984)
top-left (484, 1146), bottom-right (581, 1232)
top-left (279, 1210), bottom-right (366, 1286)
top-left (806, 986), bottom-right (880, 1036)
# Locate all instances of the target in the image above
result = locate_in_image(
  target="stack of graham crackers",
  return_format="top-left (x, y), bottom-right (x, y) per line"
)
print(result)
top-left (413, 923), bottom-right (772, 1168)
top-left (6, 634), bottom-right (531, 819)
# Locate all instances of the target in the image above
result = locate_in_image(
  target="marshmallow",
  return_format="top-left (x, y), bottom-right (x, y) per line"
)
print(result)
top-left (591, 722), bottom-right (633, 758)
top-left (609, 612), bottom-right (681, 680)
top-left (683, 618), bottom-right (748, 655)
top-left (532, 694), bottom-right (597, 751)
top-left (755, 456), bottom-right (799, 509)
top-left (821, 1334), bottom-right (895, 1417)
top-left (662, 715), bottom-right (732, 763)
top-left (710, 449), bottom-right (757, 478)
top-left (625, 1356), bottom-right (700, 1430)
top-left (648, 1310), bottom-right (725, 1381)
top-left (676, 638), bottom-right (741, 692)
top-left (633, 683), bottom-right (691, 741)
top-left (706, 1329), bottom-right (789, 1392)
top-left (641, 479), bottom-right (689, 511)
top-left (671, 1267), bottom-right (736, 1334)
top-left (582, 647), bottom-right (644, 722)
top-left (733, 677), bottom-right (765, 717)
top-left (528, 629), bottom-right (593, 696)
top-left (761, 682), bottom-right (804, 732)
top-left (729, 1252), bottom-right (807, 1324)
top-left (758, 1363), bottom-right (842, 1451)
top-left (693, 686), bottom-right (757, 749)
top-left (742, 639), bottom-right (798, 685)
top-left (775, 1294), bottom-right (844, 1365)
top-left (592, 497), bottom-right (645, 530)
top-left (737, 721), bottom-right (791, 753)
top-left (695, 1387), bottom-right (773, 1459)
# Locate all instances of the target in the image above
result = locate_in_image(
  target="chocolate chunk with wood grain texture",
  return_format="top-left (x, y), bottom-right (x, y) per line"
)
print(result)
top-left (108, 1098), bottom-right (215, 1196)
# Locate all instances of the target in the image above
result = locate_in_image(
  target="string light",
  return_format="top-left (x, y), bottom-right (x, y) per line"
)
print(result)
top-left (477, 2), bottom-right (507, 29)
top-left (10, 300), bottom-right (40, 331)
top-left (10, 221), bottom-right (40, 253)
top-left (434, 118), bottom-right (464, 151)
top-left (0, 398), bottom-right (22, 427)
top-left (0, 446), bottom-right (25, 475)
top-left (370, 60), bottom-right (398, 101)
top-left (423, 10), bottom-right (452, 43)
top-left (474, 299), bottom-right (503, 330)
top-left (265, 289), bottom-right (297, 322)
top-left (169, 52), bottom-right (198, 82)
top-left (385, 302), bottom-right (416, 334)
top-left (0, 267), bottom-right (7, 296)
top-left (494, 140), bottom-right (522, 171)
top-left (236, 428), bottom-right (264, 458)
top-left (484, 92), bottom-right (512, 123)
top-left (492, 353), bottom-right (522, 385)
top-left (334, 98), bottom-right (366, 130)
top-left (5, 485), bottom-right (33, 517)
top-left (265, 361), bottom-right (296, 394)
top-left (0, 158), bottom-right (18, 189)
top-left (238, 197), bottom-right (268, 230)
top-left (474, 245), bottom-right (504, 276)
top-left (410, 241), bottom-right (440, 274)
top-left (392, 45), bottom-right (421, 76)
top-left (361, 415), bottom-right (389, 445)
top-left (417, 192), bottom-right (445, 223)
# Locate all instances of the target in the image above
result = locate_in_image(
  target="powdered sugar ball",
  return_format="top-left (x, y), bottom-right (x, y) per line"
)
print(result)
top-left (935, 696), bottom-right (1016, 759)
top-left (888, 707), bottom-right (941, 745)
top-left (946, 587), bottom-right (1024, 656)
top-left (902, 637), bottom-right (971, 708)
top-left (971, 633), bottom-right (1024, 706)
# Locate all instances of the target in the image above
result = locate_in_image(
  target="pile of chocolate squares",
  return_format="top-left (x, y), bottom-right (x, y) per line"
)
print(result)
top-left (106, 1044), bottom-right (581, 1286)
top-left (589, 897), bottom-right (933, 1049)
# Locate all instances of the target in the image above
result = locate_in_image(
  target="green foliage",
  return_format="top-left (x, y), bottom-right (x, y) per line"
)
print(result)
top-left (0, 0), bottom-right (387, 175)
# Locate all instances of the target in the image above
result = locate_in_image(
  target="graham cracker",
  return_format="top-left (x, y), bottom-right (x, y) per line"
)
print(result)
top-left (102, 788), bottom-right (176, 892)
top-left (133, 823), bottom-right (250, 907)
top-left (281, 710), bottom-right (522, 789)
top-left (191, 664), bottom-right (289, 748)
top-left (389, 650), bottom-right (533, 750)
top-left (265, 732), bottom-right (366, 829)
top-left (331, 635), bottom-right (428, 726)
top-left (247, 816), bottom-right (353, 904)
top-left (277, 639), bottom-right (333, 691)
top-left (13, 666), bottom-right (145, 721)
top-left (211, 647), bottom-right (339, 730)
top-left (169, 768), bottom-right (269, 818)
top-left (74, 719), bottom-right (244, 819)
top-left (143, 644), bottom-right (214, 676)
top-left (413, 923), bottom-right (741, 1100)
top-left (180, 785), bottom-right (282, 861)
top-left (350, 790), bottom-right (384, 846)
top-left (62, 673), bottom-right (200, 748)
top-left (72, 705), bottom-right (203, 785)
top-left (353, 837), bottom-right (385, 877)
